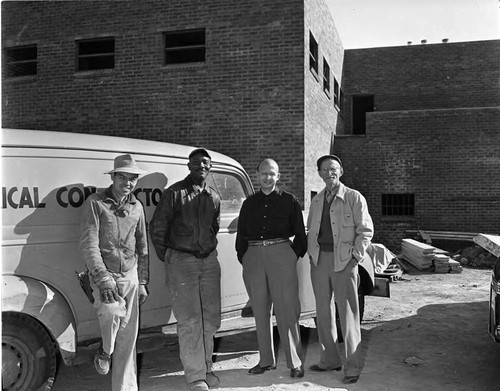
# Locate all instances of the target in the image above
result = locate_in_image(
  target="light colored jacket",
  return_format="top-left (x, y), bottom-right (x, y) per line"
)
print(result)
top-left (80, 186), bottom-right (149, 287)
top-left (307, 183), bottom-right (374, 270)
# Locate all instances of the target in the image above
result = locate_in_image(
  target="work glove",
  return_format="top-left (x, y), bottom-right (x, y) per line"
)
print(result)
top-left (95, 274), bottom-right (120, 304)
top-left (138, 284), bottom-right (148, 306)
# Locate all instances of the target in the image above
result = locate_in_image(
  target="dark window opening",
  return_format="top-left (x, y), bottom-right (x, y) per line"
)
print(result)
top-left (164, 29), bottom-right (205, 65)
top-left (352, 95), bottom-right (374, 135)
top-left (77, 38), bottom-right (115, 71)
top-left (309, 32), bottom-right (318, 75)
top-left (323, 59), bottom-right (330, 94)
top-left (311, 190), bottom-right (318, 200)
top-left (333, 78), bottom-right (339, 107)
top-left (5, 45), bottom-right (37, 77)
top-left (339, 88), bottom-right (344, 112)
top-left (382, 193), bottom-right (415, 216)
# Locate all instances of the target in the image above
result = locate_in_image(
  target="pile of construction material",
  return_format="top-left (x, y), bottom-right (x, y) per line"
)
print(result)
top-left (401, 238), bottom-right (462, 273)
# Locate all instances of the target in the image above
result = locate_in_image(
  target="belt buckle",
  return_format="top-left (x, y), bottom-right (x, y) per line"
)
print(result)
top-left (262, 240), bottom-right (270, 247)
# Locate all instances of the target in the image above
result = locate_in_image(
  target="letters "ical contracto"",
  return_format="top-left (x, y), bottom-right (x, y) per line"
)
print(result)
top-left (1, 186), bottom-right (163, 209)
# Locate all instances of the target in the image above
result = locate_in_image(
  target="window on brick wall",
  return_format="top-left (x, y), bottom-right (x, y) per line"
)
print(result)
top-left (323, 59), bottom-right (330, 95)
top-left (382, 193), bottom-right (415, 216)
top-left (352, 94), bottom-right (374, 134)
top-left (164, 29), bottom-right (205, 65)
top-left (5, 45), bottom-right (37, 77)
top-left (333, 78), bottom-right (339, 107)
top-left (339, 87), bottom-right (344, 112)
top-left (309, 32), bottom-right (319, 76)
top-left (76, 37), bottom-right (115, 71)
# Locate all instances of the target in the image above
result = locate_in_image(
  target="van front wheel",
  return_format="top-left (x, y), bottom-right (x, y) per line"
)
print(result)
top-left (2, 312), bottom-right (57, 391)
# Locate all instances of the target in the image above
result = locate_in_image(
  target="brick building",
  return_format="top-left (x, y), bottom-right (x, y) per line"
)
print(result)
top-left (2, 0), bottom-right (341, 208)
top-left (2, 1), bottom-right (499, 250)
top-left (335, 40), bottom-right (500, 248)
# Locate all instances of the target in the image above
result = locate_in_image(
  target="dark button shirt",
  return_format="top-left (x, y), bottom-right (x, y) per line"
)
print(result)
top-left (235, 187), bottom-right (307, 261)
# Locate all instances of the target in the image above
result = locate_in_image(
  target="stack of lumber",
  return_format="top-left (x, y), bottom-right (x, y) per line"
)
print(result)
top-left (433, 253), bottom-right (451, 273)
top-left (449, 259), bottom-right (463, 273)
top-left (401, 239), bottom-right (438, 270)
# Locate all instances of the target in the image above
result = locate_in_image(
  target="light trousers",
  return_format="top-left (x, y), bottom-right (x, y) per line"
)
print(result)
top-left (242, 242), bottom-right (303, 369)
top-left (92, 267), bottom-right (139, 391)
top-left (310, 250), bottom-right (362, 377)
top-left (165, 249), bottom-right (221, 383)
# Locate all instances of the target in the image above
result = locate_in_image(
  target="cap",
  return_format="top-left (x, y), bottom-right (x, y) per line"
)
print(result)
top-left (105, 154), bottom-right (145, 175)
top-left (189, 148), bottom-right (211, 160)
top-left (316, 154), bottom-right (343, 171)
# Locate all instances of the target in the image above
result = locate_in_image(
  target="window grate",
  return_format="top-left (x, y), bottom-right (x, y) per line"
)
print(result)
top-left (382, 193), bottom-right (415, 216)
top-left (164, 29), bottom-right (205, 65)
top-left (77, 37), bottom-right (115, 71)
top-left (5, 45), bottom-right (37, 77)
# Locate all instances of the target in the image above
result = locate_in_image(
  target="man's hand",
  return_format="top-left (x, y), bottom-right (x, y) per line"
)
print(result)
top-left (347, 258), bottom-right (359, 270)
top-left (138, 284), bottom-right (148, 306)
top-left (100, 287), bottom-right (120, 303)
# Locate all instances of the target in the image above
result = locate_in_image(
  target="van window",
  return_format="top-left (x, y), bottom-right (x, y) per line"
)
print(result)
top-left (207, 172), bottom-right (247, 214)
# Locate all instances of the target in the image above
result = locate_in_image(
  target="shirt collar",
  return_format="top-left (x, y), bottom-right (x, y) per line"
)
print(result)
top-left (104, 186), bottom-right (137, 205)
top-left (185, 175), bottom-right (211, 194)
top-left (322, 182), bottom-right (346, 201)
top-left (258, 186), bottom-right (281, 197)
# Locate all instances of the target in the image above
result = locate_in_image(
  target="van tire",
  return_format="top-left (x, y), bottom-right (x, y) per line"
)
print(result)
top-left (2, 312), bottom-right (57, 391)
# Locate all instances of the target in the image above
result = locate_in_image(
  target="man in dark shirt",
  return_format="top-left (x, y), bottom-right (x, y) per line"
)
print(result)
top-left (236, 158), bottom-right (307, 379)
top-left (150, 148), bottom-right (221, 391)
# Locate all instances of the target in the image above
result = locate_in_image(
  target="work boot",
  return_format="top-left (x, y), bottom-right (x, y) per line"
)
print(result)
top-left (206, 372), bottom-right (220, 388)
top-left (93, 346), bottom-right (111, 375)
top-left (188, 380), bottom-right (209, 391)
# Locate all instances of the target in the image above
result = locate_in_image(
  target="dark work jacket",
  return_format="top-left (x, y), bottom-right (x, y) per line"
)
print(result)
top-left (150, 175), bottom-right (221, 260)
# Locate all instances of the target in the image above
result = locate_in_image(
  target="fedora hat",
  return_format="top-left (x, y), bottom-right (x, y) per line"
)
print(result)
top-left (105, 154), bottom-right (145, 175)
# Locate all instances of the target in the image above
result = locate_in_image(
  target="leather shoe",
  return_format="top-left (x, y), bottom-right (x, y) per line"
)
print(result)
top-left (290, 365), bottom-right (304, 378)
top-left (343, 375), bottom-right (360, 384)
top-left (308, 364), bottom-right (342, 372)
top-left (248, 364), bottom-right (276, 374)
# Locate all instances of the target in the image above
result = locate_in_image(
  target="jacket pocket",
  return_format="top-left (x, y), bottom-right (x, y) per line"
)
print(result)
top-left (340, 242), bottom-right (353, 261)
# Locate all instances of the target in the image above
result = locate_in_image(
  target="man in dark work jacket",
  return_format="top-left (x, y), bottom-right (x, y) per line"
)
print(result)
top-left (236, 158), bottom-right (307, 379)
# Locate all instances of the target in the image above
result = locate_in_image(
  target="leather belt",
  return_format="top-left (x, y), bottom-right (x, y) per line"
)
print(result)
top-left (248, 238), bottom-right (289, 247)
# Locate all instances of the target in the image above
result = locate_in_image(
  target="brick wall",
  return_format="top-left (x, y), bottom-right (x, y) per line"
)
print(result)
top-left (2, 0), bottom-right (312, 204)
top-left (339, 40), bottom-right (500, 135)
top-left (334, 107), bottom-right (500, 251)
top-left (303, 0), bottom-right (343, 207)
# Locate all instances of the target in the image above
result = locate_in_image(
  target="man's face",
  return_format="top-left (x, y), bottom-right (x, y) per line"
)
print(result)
top-left (188, 153), bottom-right (212, 182)
top-left (258, 160), bottom-right (280, 193)
top-left (112, 172), bottom-right (139, 198)
top-left (319, 158), bottom-right (343, 189)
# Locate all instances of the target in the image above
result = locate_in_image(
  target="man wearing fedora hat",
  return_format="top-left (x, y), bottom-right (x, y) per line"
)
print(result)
top-left (150, 148), bottom-right (221, 391)
top-left (306, 155), bottom-right (373, 385)
top-left (80, 154), bottom-right (149, 391)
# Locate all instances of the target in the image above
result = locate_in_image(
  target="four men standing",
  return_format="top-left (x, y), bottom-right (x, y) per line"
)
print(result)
top-left (81, 150), bottom-right (373, 389)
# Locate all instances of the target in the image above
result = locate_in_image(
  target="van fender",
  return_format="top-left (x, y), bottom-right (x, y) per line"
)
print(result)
top-left (2, 275), bottom-right (77, 365)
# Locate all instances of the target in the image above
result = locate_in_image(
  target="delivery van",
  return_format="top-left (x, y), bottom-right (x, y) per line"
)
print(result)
top-left (1, 129), bottom-right (318, 390)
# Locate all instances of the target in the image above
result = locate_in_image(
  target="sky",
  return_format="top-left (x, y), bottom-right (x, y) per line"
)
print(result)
top-left (325, 0), bottom-right (500, 49)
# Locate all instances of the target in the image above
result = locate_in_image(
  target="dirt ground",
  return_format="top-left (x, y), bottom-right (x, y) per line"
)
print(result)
top-left (52, 266), bottom-right (500, 391)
